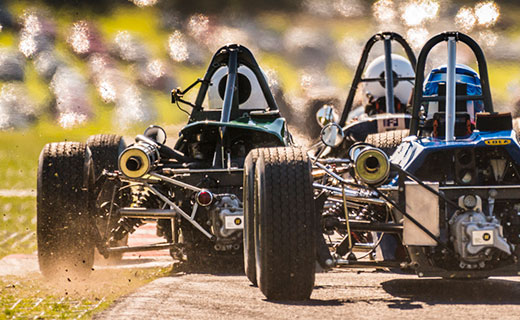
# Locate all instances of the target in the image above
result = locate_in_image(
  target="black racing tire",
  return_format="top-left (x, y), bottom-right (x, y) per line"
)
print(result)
top-left (365, 129), bottom-right (409, 155)
top-left (254, 147), bottom-right (316, 300)
top-left (37, 142), bottom-right (95, 279)
top-left (86, 134), bottom-right (126, 178)
top-left (87, 134), bottom-right (128, 263)
top-left (243, 149), bottom-right (261, 286)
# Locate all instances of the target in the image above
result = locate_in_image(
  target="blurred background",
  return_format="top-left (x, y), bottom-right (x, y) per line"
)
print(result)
top-left (0, 0), bottom-right (519, 256)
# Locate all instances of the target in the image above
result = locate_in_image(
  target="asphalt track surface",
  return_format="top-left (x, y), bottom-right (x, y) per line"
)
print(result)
top-left (96, 268), bottom-right (520, 320)
top-left (5, 193), bottom-right (520, 319)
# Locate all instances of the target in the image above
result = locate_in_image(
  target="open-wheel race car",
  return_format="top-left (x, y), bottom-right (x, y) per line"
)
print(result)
top-left (241, 31), bottom-right (419, 288)
top-left (37, 44), bottom-right (294, 277)
top-left (314, 32), bottom-right (417, 157)
top-left (245, 31), bottom-right (520, 301)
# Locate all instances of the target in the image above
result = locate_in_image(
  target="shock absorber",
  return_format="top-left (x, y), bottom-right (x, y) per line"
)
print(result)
top-left (111, 217), bottom-right (144, 241)
top-left (110, 187), bottom-right (150, 241)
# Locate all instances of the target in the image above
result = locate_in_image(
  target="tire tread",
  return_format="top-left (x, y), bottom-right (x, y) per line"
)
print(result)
top-left (255, 147), bottom-right (316, 300)
top-left (37, 142), bottom-right (94, 278)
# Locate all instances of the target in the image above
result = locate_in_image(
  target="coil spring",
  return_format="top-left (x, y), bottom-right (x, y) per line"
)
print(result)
top-left (110, 187), bottom-right (149, 241)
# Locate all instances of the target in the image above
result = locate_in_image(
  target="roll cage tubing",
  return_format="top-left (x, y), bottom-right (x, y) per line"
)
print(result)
top-left (408, 31), bottom-right (494, 136)
top-left (338, 32), bottom-right (417, 127)
top-left (191, 44), bottom-right (279, 123)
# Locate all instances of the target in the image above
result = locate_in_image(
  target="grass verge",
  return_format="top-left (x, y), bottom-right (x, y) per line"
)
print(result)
top-left (0, 267), bottom-right (169, 319)
top-left (0, 197), bottom-right (36, 259)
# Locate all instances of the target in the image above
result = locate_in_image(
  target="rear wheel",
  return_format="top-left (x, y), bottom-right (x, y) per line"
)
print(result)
top-left (86, 134), bottom-right (126, 178)
top-left (243, 149), bottom-right (261, 285)
top-left (87, 134), bottom-right (128, 263)
top-left (254, 147), bottom-right (316, 300)
top-left (37, 142), bottom-right (95, 279)
top-left (365, 129), bottom-right (409, 155)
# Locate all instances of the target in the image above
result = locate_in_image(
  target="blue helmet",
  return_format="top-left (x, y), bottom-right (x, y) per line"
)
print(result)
top-left (423, 64), bottom-right (484, 122)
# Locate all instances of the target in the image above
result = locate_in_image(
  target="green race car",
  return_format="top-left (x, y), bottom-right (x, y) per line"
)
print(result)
top-left (37, 44), bottom-right (293, 277)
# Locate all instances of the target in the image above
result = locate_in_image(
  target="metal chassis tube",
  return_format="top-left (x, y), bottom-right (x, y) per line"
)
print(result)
top-left (313, 159), bottom-right (447, 247)
top-left (144, 183), bottom-right (214, 240)
top-left (103, 171), bottom-right (216, 255)
top-left (409, 31), bottom-right (494, 136)
top-left (339, 32), bottom-right (417, 127)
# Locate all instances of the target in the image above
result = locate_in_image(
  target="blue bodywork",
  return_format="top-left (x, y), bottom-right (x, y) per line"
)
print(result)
top-left (389, 129), bottom-right (520, 184)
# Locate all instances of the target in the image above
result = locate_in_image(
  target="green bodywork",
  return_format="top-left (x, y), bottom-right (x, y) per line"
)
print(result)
top-left (180, 115), bottom-right (289, 145)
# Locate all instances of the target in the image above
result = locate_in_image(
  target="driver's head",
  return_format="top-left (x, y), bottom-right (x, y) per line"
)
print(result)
top-left (362, 54), bottom-right (414, 115)
top-left (423, 64), bottom-right (484, 122)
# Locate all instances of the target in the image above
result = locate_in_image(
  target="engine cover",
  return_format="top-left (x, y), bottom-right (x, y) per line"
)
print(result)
top-left (450, 210), bottom-right (511, 268)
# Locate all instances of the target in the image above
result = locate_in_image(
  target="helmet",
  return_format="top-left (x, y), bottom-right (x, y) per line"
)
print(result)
top-left (423, 64), bottom-right (484, 122)
top-left (207, 66), bottom-right (268, 110)
top-left (362, 54), bottom-right (414, 114)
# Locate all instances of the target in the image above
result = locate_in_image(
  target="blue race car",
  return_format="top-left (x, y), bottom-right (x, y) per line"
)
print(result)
top-left (247, 31), bottom-right (520, 301)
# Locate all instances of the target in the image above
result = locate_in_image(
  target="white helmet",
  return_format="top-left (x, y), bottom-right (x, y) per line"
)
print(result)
top-left (207, 66), bottom-right (268, 110)
top-left (362, 54), bottom-right (414, 108)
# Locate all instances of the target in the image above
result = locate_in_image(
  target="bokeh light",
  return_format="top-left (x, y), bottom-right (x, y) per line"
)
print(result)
top-left (400, 0), bottom-right (439, 27)
top-left (455, 7), bottom-right (477, 32)
top-left (475, 1), bottom-right (500, 27)
top-left (372, 0), bottom-right (396, 23)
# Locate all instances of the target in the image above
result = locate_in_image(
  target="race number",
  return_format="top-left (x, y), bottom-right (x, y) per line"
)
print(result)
top-left (377, 118), bottom-right (405, 132)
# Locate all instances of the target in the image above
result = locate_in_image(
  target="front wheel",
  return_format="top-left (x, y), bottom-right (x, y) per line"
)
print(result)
top-left (254, 147), bottom-right (317, 300)
top-left (37, 142), bottom-right (95, 279)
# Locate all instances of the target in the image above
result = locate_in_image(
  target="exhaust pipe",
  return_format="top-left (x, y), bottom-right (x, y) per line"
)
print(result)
top-left (349, 145), bottom-right (390, 186)
top-left (118, 137), bottom-right (160, 178)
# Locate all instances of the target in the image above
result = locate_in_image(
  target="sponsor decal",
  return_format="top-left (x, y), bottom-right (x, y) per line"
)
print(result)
top-left (484, 139), bottom-right (511, 146)
top-left (225, 215), bottom-right (243, 229)
top-left (472, 230), bottom-right (494, 246)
